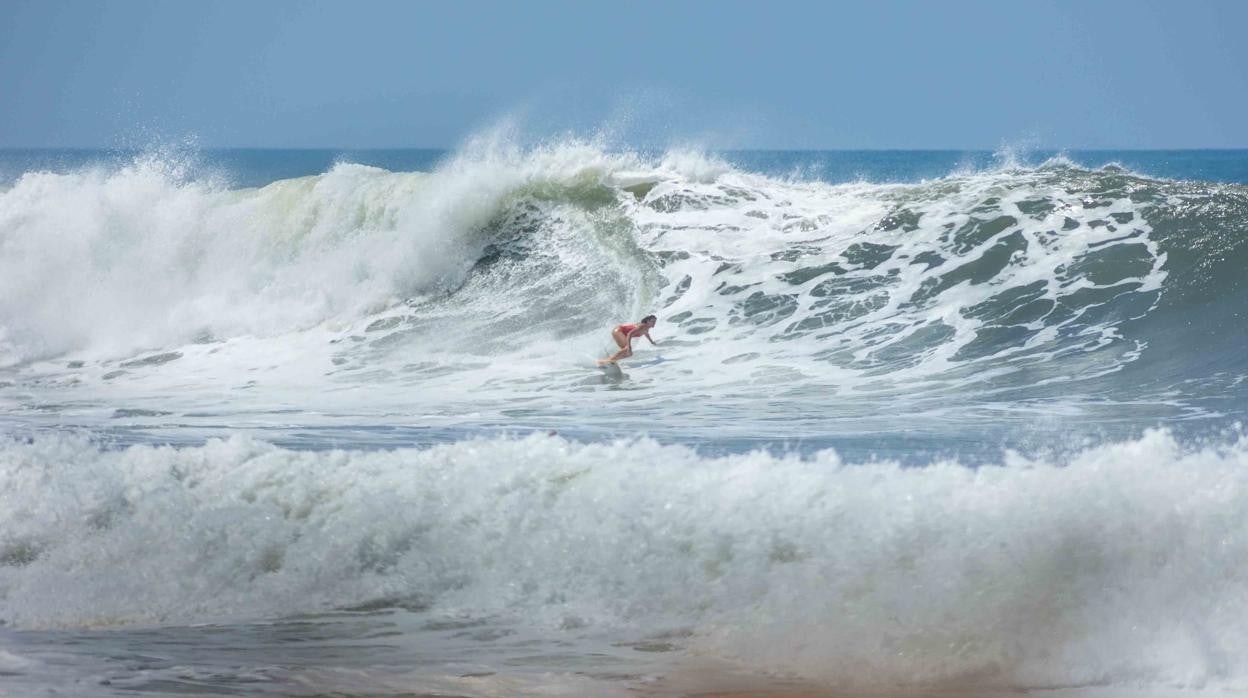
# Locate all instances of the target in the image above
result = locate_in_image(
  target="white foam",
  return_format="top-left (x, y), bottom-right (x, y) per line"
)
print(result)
top-left (0, 140), bottom-right (1183, 436)
top-left (628, 162), bottom-right (1167, 398)
top-left (0, 648), bottom-right (38, 672)
top-left (0, 136), bottom-right (649, 365)
top-left (1, 430), bottom-right (1245, 689)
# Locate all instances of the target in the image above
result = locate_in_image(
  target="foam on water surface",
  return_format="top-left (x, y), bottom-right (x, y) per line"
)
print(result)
top-left (1, 430), bottom-right (1246, 691)
top-left (3, 143), bottom-right (1248, 695)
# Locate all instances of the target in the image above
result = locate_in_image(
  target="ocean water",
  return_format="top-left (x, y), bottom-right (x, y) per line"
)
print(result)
top-left (1, 142), bottom-right (1247, 697)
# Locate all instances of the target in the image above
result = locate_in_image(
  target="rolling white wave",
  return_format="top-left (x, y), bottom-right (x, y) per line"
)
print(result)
top-left (1, 430), bottom-right (1245, 690)
top-left (0, 138), bottom-right (655, 365)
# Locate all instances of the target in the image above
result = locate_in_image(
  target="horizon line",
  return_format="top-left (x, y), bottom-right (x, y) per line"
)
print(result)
top-left (2, 145), bottom-right (1247, 152)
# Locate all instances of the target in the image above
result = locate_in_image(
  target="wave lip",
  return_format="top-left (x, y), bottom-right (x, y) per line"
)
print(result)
top-left (0, 429), bottom-right (1245, 690)
top-left (0, 139), bottom-right (655, 365)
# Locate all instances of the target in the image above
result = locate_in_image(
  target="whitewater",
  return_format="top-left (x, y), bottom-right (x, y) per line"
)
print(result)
top-left (2, 140), bottom-right (1247, 697)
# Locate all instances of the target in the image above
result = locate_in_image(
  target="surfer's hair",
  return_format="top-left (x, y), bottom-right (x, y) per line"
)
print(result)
top-left (642, 315), bottom-right (657, 324)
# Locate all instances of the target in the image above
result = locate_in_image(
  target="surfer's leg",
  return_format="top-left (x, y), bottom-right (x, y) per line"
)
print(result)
top-left (600, 329), bottom-right (630, 364)
top-left (600, 346), bottom-right (631, 364)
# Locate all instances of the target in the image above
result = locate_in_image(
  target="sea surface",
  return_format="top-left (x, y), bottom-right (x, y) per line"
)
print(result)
top-left (1, 143), bottom-right (1247, 697)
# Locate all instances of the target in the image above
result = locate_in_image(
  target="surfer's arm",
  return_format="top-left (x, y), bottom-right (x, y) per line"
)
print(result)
top-left (643, 331), bottom-right (657, 345)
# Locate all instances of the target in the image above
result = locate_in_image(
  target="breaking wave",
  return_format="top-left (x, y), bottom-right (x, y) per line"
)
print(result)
top-left (4, 141), bottom-right (1248, 693)
top-left (3, 140), bottom-right (1247, 423)
top-left (1, 430), bottom-right (1245, 690)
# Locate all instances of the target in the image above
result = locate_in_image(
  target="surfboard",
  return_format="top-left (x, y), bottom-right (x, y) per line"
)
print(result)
top-left (596, 361), bottom-right (624, 378)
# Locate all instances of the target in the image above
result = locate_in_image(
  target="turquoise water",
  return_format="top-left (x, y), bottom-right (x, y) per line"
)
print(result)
top-left (1, 145), bottom-right (1247, 696)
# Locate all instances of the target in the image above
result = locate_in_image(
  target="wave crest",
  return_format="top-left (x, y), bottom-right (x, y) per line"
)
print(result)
top-left (0, 142), bottom-right (652, 363)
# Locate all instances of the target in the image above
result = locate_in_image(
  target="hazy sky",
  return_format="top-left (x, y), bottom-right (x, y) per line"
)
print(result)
top-left (2, 0), bottom-right (1246, 149)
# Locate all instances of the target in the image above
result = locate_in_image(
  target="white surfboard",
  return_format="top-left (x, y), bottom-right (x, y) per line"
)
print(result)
top-left (596, 361), bottom-right (624, 378)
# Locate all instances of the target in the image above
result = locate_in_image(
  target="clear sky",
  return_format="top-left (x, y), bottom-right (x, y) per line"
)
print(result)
top-left (2, 0), bottom-right (1246, 149)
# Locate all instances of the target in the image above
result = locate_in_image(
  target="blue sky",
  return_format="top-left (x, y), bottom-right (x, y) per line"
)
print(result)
top-left (1, 0), bottom-right (1245, 149)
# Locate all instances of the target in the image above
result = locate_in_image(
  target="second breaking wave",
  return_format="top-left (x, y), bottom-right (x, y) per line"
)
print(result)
top-left (1, 430), bottom-right (1245, 690)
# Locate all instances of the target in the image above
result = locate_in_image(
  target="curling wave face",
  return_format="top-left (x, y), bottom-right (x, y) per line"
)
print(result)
top-left (0, 142), bottom-right (652, 362)
top-left (2, 144), bottom-right (1248, 440)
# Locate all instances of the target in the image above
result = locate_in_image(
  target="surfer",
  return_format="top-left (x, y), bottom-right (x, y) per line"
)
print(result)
top-left (599, 315), bottom-right (658, 365)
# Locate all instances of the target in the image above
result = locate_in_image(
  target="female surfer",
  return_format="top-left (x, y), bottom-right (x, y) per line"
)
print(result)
top-left (599, 315), bottom-right (658, 365)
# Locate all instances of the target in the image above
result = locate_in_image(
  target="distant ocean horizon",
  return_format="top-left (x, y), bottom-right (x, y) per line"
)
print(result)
top-left (5, 146), bottom-right (1248, 188)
